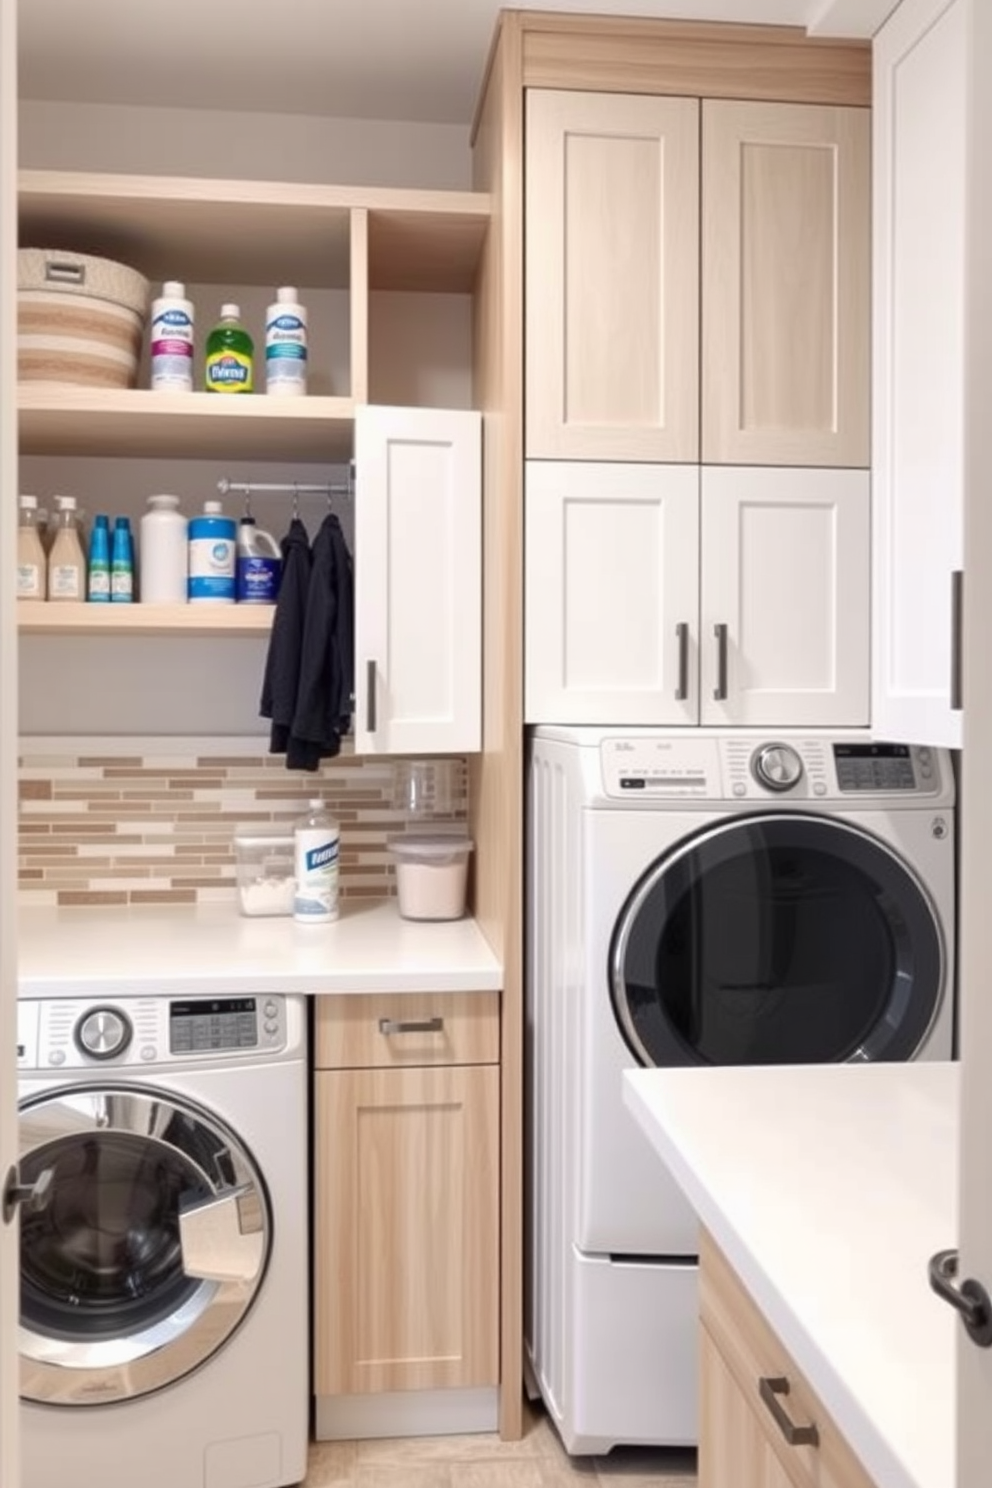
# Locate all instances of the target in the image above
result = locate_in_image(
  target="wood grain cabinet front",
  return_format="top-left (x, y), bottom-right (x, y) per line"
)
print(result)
top-left (313, 994), bottom-right (500, 1400)
top-left (525, 91), bottom-right (870, 469)
top-left (700, 1233), bottom-right (878, 1488)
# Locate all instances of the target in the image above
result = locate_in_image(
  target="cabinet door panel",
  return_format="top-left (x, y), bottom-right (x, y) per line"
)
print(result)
top-left (702, 101), bottom-right (870, 467)
top-left (872, 0), bottom-right (964, 747)
top-left (525, 461), bottom-right (699, 724)
top-left (355, 405), bottom-right (481, 754)
top-left (526, 90), bottom-right (699, 462)
top-left (314, 1064), bottom-right (499, 1395)
top-left (700, 467), bottom-right (869, 727)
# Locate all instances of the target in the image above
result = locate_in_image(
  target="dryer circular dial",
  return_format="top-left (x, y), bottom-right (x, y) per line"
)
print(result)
top-left (752, 743), bottom-right (804, 793)
top-left (75, 1005), bottom-right (133, 1060)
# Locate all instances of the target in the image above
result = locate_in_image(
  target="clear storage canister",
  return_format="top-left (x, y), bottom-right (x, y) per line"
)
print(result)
top-left (140, 494), bottom-right (188, 603)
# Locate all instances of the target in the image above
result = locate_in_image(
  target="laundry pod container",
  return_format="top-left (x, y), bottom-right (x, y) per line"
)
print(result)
top-left (18, 248), bottom-right (150, 388)
top-left (234, 825), bottom-right (296, 917)
top-left (387, 835), bottom-right (473, 921)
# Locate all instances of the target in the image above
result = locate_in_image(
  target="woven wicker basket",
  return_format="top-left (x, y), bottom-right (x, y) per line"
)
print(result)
top-left (18, 249), bottom-right (150, 389)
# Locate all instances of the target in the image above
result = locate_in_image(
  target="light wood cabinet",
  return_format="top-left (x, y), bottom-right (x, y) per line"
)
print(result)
top-left (525, 90), bottom-right (700, 464)
top-left (354, 404), bottom-right (482, 754)
top-left (701, 101), bottom-right (870, 467)
top-left (525, 92), bottom-right (870, 469)
top-left (313, 993), bottom-right (500, 1405)
top-left (700, 1232), bottom-right (878, 1488)
top-left (525, 461), bottom-right (869, 728)
top-left (871, 0), bottom-right (965, 748)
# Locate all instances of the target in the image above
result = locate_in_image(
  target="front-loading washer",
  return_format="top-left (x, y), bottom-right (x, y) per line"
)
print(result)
top-left (526, 728), bottom-right (955, 1455)
top-left (16, 991), bottom-right (309, 1488)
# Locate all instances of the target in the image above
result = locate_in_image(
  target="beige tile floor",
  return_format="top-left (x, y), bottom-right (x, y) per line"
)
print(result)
top-left (302, 1403), bottom-right (698, 1488)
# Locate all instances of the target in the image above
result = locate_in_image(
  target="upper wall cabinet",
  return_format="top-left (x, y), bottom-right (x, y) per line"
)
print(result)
top-left (525, 91), bottom-right (700, 463)
top-left (701, 101), bottom-right (871, 468)
top-left (525, 92), bottom-right (870, 468)
top-left (872, 0), bottom-right (965, 749)
top-left (354, 405), bottom-right (482, 755)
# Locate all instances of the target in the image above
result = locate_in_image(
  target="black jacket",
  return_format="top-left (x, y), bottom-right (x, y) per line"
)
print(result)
top-left (259, 517), bottom-right (313, 756)
top-left (286, 512), bottom-right (355, 771)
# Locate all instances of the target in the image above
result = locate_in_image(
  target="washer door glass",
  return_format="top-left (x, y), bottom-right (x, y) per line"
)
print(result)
top-left (19, 1085), bottom-right (270, 1406)
top-left (611, 813), bottom-right (945, 1068)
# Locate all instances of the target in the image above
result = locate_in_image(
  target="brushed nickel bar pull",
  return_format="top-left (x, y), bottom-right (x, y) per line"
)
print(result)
top-left (366, 659), bottom-right (377, 733)
top-left (758, 1376), bottom-right (819, 1448)
top-left (951, 569), bottom-right (963, 712)
top-left (713, 623), bottom-right (728, 701)
top-left (675, 622), bottom-right (689, 701)
top-left (378, 1017), bottom-right (444, 1035)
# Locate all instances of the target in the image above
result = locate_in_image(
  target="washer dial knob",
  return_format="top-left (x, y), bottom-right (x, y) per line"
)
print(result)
top-left (75, 1006), bottom-right (133, 1061)
top-left (752, 743), bottom-right (804, 793)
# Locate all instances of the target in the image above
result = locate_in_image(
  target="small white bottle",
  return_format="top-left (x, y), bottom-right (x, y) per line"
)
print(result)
top-left (293, 799), bottom-right (340, 923)
top-left (265, 286), bottom-right (308, 396)
top-left (17, 495), bottom-right (47, 601)
top-left (47, 496), bottom-right (87, 602)
top-left (140, 494), bottom-right (188, 603)
top-left (150, 281), bottom-right (195, 391)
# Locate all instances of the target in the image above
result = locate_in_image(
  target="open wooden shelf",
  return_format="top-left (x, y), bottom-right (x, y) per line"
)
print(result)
top-left (18, 386), bottom-right (356, 461)
top-left (19, 170), bottom-right (490, 292)
top-left (18, 602), bottom-right (276, 637)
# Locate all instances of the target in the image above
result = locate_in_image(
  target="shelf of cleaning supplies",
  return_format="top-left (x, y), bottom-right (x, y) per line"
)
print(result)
top-left (18, 387), bottom-right (356, 462)
top-left (17, 603), bottom-right (276, 637)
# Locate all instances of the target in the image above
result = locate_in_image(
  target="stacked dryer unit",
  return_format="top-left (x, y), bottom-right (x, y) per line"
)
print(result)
top-left (526, 728), bottom-right (955, 1453)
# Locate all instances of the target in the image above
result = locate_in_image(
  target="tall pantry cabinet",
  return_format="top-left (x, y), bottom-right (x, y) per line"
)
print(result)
top-left (469, 12), bottom-right (872, 1436)
top-left (521, 48), bottom-right (872, 730)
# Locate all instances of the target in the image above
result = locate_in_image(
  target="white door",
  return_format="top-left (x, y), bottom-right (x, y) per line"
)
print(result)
top-left (0, 0), bottom-right (19, 1479)
top-left (353, 405), bottom-right (481, 754)
top-left (872, 0), bottom-right (965, 748)
top-left (524, 461), bottom-right (699, 725)
top-left (525, 90), bottom-right (700, 463)
top-left (955, 2), bottom-right (992, 1480)
top-left (699, 467), bottom-right (870, 727)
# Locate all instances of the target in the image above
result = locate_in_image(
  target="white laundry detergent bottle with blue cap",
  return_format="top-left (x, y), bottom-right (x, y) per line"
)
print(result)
top-left (188, 499), bottom-right (236, 603)
top-left (236, 513), bottom-right (282, 603)
top-left (293, 799), bottom-right (340, 923)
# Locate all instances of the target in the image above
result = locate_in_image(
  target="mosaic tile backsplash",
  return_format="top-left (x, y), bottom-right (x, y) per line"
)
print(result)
top-left (18, 746), bottom-right (468, 907)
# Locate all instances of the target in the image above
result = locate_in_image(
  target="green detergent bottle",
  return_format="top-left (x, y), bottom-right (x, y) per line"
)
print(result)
top-left (205, 302), bottom-right (254, 393)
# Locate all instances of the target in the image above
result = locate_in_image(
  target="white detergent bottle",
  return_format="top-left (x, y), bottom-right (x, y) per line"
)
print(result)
top-left (265, 287), bottom-right (308, 396)
top-left (293, 799), bottom-right (340, 923)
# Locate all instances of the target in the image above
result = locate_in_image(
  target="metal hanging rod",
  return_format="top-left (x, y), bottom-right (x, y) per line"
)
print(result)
top-left (217, 472), bottom-right (353, 501)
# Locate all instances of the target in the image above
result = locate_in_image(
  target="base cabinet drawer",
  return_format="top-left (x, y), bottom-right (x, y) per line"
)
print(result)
top-left (314, 991), bottom-right (500, 1070)
top-left (700, 1232), bottom-right (878, 1488)
top-left (314, 1062), bottom-right (500, 1396)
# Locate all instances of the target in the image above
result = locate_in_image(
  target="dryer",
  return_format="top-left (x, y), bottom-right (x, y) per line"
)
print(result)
top-left (16, 992), bottom-right (309, 1488)
top-left (526, 728), bottom-right (955, 1455)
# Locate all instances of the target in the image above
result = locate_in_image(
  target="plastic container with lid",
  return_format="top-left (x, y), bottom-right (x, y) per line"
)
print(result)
top-left (47, 495), bottom-right (86, 602)
top-left (17, 494), bottom-right (47, 601)
top-left (388, 835), bottom-right (473, 921)
top-left (234, 825), bottom-right (296, 917)
top-left (188, 498), bottom-right (236, 603)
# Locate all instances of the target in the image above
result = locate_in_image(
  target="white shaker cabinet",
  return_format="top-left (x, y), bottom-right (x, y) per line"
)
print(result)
top-left (525, 90), bottom-right (700, 463)
top-left (525, 462), bottom-right (869, 729)
top-left (700, 467), bottom-right (870, 728)
top-left (872, 0), bottom-right (965, 748)
top-left (354, 405), bottom-right (482, 754)
top-left (524, 461), bottom-right (700, 725)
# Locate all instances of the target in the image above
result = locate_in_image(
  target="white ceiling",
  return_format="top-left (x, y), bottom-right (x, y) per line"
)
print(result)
top-left (17, 0), bottom-right (895, 126)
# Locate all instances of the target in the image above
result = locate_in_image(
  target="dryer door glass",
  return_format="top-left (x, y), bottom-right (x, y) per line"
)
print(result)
top-left (18, 1086), bottom-right (270, 1406)
top-left (611, 813), bottom-right (945, 1068)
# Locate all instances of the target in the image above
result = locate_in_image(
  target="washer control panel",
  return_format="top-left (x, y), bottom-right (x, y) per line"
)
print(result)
top-left (18, 994), bottom-right (289, 1072)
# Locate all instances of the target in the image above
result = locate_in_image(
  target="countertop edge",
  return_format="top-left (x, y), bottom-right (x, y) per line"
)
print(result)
top-left (624, 1069), bottom-right (925, 1488)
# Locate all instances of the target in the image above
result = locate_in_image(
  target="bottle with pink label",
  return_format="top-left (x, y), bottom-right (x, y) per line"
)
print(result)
top-left (150, 280), bottom-right (195, 391)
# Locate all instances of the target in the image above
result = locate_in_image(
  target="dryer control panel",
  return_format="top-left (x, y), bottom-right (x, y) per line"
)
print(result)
top-left (599, 736), bottom-right (944, 802)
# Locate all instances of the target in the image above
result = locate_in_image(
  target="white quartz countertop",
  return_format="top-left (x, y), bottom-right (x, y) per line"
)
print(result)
top-left (18, 900), bottom-right (503, 998)
top-left (624, 1062), bottom-right (959, 1488)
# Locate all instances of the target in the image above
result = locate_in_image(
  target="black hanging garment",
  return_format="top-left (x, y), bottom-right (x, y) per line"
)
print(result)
top-left (286, 512), bottom-right (355, 771)
top-left (259, 517), bottom-right (313, 755)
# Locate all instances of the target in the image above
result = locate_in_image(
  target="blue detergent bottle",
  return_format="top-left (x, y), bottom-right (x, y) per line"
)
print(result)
top-left (236, 514), bottom-right (282, 604)
top-left (188, 499), bottom-right (236, 603)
